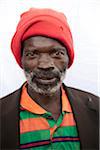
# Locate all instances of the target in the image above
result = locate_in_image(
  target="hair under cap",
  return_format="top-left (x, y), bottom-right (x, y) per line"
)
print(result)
top-left (11, 8), bottom-right (74, 68)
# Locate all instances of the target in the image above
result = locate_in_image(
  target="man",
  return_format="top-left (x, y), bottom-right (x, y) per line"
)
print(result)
top-left (0, 8), bottom-right (99, 150)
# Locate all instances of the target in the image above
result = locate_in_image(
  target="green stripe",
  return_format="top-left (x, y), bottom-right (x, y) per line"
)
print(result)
top-left (52, 141), bottom-right (80, 150)
top-left (20, 109), bottom-right (80, 149)
top-left (20, 111), bottom-right (39, 120)
top-left (46, 118), bottom-right (55, 127)
top-left (20, 130), bottom-right (50, 144)
top-left (41, 112), bottom-right (64, 127)
top-left (20, 142), bottom-right (80, 150)
top-left (20, 126), bottom-right (78, 144)
top-left (26, 145), bottom-right (51, 150)
top-left (54, 126), bottom-right (79, 137)
top-left (20, 111), bottom-right (52, 120)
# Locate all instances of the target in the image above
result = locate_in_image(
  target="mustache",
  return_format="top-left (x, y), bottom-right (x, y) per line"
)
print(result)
top-left (26, 68), bottom-right (63, 80)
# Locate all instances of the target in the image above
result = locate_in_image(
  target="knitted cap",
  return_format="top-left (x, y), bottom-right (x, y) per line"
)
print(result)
top-left (11, 8), bottom-right (74, 68)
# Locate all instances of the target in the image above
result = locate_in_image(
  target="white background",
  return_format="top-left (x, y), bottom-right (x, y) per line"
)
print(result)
top-left (0, 0), bottom-right (100, 98)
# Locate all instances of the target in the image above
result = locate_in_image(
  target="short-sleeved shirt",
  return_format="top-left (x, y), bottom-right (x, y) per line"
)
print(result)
top-left (20, 84), bottom-right (80, 150)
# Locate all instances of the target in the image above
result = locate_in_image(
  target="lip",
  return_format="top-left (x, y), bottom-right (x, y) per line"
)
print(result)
top-left (35, 77), bottom-right (57, 84)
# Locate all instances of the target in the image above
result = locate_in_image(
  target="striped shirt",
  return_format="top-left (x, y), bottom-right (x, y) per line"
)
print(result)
top-left (20, 84), bottom-right (80, 149)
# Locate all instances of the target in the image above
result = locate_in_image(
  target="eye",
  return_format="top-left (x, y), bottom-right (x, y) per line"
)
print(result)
top-left (51, 49), bottom-right (65, 58)
top-left (24, 50), bottom-right (39, 58)
top-left (56, 51), bottom-right (65, 56)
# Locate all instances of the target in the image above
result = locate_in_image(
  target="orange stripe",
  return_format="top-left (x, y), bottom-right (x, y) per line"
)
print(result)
top-left (50, 125), bottom-right (57, 139)
top-left (61, 87), bottom-right (72, 112)
top-left (61, 113), bottom-right (76, 127)
top-left (20, 118), bottom-right (50, 134)
top-left (20, 83), bottom-right (47, 114)
top-left (21, 83), bottom-right (72, 114)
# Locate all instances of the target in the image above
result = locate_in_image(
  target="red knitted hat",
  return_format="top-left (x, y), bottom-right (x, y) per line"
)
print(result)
top-left (11, 8), bottom-right (74, 68)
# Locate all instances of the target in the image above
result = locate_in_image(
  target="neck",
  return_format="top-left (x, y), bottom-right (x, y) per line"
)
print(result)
top-left (27, 84), bottom-right (62, 116)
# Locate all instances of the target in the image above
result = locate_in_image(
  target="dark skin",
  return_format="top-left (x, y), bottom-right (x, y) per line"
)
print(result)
top-left (21, 36), bottom-right (69, 120)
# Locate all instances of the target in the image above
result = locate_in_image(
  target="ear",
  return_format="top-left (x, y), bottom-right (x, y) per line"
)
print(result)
top-left (20, 43), bottom-right (24, 68)
top-left (21, 53), bottom-right (24, 69)
top-left (21, 42), bottom-right (24, 56)
top-left (66, 54), bottom-right (70, 69)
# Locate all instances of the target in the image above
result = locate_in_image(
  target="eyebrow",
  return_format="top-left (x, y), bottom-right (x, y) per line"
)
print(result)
top-left (22, 45), bottom-right (67, 56)
top-left (50, 46), bottom-right (67, 54)
top-left (52, 46), bottom-right (66, 50)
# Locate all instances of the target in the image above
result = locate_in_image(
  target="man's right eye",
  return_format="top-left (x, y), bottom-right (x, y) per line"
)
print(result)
top-left (24, 51), bottom-right (39, 58)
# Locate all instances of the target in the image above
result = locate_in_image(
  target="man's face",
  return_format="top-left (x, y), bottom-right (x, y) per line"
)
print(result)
top-left (21, 36), bottom-right (69, 95)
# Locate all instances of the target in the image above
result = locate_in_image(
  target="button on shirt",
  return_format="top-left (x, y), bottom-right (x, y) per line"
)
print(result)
top-left (20, 84), bottom-right (80, 150)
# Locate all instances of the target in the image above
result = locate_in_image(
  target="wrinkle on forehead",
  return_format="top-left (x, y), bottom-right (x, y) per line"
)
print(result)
top-left (23, 36), bottom-right (66, 49)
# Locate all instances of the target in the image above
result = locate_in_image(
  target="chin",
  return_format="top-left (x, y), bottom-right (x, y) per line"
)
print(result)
top-left (25, 70), bottom-right (66, 95)
top-left (28, 81), bottom-right (62, 96)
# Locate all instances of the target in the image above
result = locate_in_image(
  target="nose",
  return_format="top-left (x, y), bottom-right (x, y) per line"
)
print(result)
top-left (37, 53), bottom-right (55, 71)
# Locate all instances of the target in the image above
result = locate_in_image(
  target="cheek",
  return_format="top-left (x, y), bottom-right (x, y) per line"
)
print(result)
top-left (54, 56), bottom-right (69, 72)
top-left (21, 58), bottom-right (38, 71)
top-left (54, 60), bottom-right (67, 72)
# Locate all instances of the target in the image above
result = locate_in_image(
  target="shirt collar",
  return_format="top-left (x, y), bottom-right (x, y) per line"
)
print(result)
top-left (20, 83), bottom-right (72, 114)
top-left (61, 86), bottom-right (72, 112)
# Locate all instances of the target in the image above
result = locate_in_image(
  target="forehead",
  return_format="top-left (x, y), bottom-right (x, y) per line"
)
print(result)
top-left (22, 36), bottom-right (66, 49)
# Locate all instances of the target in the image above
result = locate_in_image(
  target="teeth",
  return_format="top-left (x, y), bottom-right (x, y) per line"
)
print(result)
top-left (38, 77), bottom-right (53, 80)
top-left (36, 78), bottom-right (56, 84)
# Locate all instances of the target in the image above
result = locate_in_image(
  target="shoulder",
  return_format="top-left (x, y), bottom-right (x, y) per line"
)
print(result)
top-left (0, 86), bottom-right (22, 106)
top-left (0, 82), bottom-right (27, 101)
top-left (63, 83), bottom-right (99, 99)
top-left (0, 86), bottom-right (23, 117)
top-left (63, 83), bottom-right (99, 111)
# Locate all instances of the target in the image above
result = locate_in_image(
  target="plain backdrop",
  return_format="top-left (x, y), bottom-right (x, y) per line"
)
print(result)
top-left (0, 0), bottom-right (100, 98)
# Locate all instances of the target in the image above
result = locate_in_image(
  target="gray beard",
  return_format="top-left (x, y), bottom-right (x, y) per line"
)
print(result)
top-left (24, 70), bottom-right (66, 96)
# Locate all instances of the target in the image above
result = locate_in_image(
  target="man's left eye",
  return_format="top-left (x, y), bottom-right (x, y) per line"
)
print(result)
top-left (51, 50), bottom-right (65, 57)
top-left (56, 51), bottom-right (64, 55)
